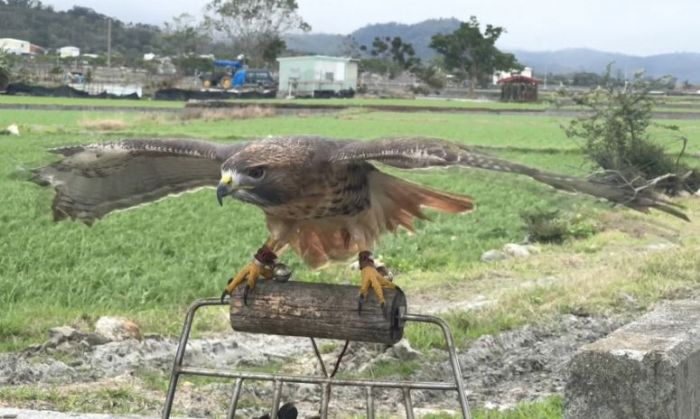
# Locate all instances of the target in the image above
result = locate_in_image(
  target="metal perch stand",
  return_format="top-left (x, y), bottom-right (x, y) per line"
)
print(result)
top-left (162, 281), bottom-right (471, 418)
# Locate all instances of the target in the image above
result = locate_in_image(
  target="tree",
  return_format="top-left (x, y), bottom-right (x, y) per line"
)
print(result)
top-left (161, 13), bottom-right (211, 58)
top-left (429, 16), bottom-right (519, 96)
top-left (204, 0), bottom-right (310, 67)
top-left (359, 36), bottom-right (420, 79)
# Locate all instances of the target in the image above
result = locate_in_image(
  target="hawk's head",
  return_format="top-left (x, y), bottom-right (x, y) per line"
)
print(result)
top-left (215, 138), bottom-right (321, 208)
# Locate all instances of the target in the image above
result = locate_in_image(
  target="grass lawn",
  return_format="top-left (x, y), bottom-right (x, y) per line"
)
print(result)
top-left (0, 104), bottom-right (698, 354)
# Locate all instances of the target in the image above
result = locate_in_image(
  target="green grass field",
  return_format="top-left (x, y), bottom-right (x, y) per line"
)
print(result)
top-left (1, 98), bottom-right (700, 417)
top-left (1, 104), bottom-right (699, 351)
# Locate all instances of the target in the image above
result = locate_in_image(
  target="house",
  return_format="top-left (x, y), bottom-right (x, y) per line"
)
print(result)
top-left (58, 46), bottom-right (80, 58)
top-left (0, 38), bottom-right (44, 55)
top-left (276, 55), bottom-right (357, 98)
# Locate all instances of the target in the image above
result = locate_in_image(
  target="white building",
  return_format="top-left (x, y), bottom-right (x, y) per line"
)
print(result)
top-left (277, 55), bottom-right (358, 98)
top-left (0, 38), bottom-right (43, 55)
top-left (493, 67), bottom-right (533, 85)
top-left (58, 46), bottom-right (80, 58)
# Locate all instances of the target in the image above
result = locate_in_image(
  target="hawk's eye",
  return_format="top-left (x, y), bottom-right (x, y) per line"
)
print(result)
top-left (246, 166), bottom-right (265, 179)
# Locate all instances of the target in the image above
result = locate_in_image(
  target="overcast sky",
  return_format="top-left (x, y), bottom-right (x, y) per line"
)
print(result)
top-left (42, 0), bottom-right (698, 56)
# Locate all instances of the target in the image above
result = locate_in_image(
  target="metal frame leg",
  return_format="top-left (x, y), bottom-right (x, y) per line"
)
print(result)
top-left (162, 298), bottom-right (227, 419)
top-left (401, 314), bottom-right (471, 419)
top-left (226, 378), bottom-right (244, 419)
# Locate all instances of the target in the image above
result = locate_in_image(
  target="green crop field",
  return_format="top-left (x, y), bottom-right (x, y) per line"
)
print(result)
top-left (1, 98), bottom-right (700, 418)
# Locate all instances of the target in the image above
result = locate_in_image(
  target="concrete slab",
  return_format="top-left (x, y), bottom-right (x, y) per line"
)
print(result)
top-left (565, 299), bottom-right (700, 419)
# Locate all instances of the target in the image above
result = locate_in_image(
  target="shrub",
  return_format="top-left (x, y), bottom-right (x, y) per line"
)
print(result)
top-left (522, 208), bottom-right (598, 243)
top-left (559, 68), bottom-right (699, 195)
top-left (0, 51), bottom-right (11, 90)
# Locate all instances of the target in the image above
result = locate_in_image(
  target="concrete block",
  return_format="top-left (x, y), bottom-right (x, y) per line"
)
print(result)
top-left (565, 300), bottom-right (700, 419)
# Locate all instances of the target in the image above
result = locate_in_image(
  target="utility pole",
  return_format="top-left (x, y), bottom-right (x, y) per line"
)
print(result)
top-left (107, 18), bottom-right (112, 68)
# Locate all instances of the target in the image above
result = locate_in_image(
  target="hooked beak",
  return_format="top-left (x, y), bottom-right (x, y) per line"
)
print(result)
top-left (216, 183), bottom-right (229, 206)
top-left (216, 173), bottom-right (233, 206)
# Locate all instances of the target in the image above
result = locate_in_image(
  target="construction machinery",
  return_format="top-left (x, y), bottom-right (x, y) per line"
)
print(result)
top-left (200, 58), bottom-right (276, 97)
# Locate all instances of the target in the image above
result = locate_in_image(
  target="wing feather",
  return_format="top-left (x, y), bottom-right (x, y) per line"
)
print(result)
top-left (331, 137), bottom-right (688, 220)
top-left (32, 138), bottom-right (245, 224)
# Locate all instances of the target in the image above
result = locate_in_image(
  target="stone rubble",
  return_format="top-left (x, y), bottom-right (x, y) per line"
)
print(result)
top-left (0, 313), bottom-right (628, 417)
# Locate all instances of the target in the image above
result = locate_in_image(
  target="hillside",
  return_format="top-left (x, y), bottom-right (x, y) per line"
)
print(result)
top-left (285, 18), bottom-right (461, 59)
top-left (512, 48), bottom-right (700, 83)
top-left (0, 2), bottom-right (162, 58)
top-left (351, 18), bottom-right (461, 58)
top-left (286, 19), bottom-right (700, 83)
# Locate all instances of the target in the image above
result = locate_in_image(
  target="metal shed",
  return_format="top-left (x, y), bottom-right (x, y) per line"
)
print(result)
top-left (498, 75), bottom-right (540, 102)
top-left (277, 55), bottom-right (357, 98)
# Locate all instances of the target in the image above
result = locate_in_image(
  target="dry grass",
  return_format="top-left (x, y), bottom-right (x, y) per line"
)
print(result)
top-left (179, 106), bottom-right (275, 121)
top-left (135, 113), bottom-right (169, 124)
top-left (79, 118), bottom-right (128, 131)
top-left (405, 199), bottom-right (700, 349)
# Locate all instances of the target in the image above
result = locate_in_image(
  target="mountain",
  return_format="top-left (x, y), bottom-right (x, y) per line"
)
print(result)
top-left (350, 18), bottom-right (461, 59)
top-left (511, 49), bottom-right (700, 82)
top-left (285, 18), bottom-right (461, 59)
top-left (286, 19), bottom-right (700, 83)
top-left (0, 2), bottom-right (162, 58)
top-left (284, 33), bottom-right (347, 56)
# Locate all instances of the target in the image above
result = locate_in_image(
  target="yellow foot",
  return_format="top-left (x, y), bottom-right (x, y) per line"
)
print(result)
top-left (358, 265), bottom-right (396, 311)
top-left (221, 261), bottom-right (274, 304)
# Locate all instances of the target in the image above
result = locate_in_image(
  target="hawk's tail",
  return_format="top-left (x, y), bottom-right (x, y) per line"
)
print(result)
top-left (370, 172), bottom-right (474, 233)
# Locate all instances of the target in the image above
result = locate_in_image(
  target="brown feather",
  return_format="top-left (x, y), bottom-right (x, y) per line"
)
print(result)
top-left (269, 170), bottom-right (474, 268)
top-left (372, 171), bottom-right (474, 225)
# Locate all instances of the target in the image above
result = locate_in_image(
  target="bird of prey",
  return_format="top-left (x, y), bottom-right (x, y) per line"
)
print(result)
top-left (32, 136), bottom-right (686, 306)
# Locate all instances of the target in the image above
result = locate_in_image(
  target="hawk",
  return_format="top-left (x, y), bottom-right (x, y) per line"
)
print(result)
top-left (32, 136), bottom-right (686, 307)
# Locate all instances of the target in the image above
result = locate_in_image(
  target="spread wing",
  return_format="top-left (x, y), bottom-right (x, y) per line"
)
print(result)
top-left (331, 137), bottom-right (689, 220)
top-left (32, 138), bottom-right (245, 224)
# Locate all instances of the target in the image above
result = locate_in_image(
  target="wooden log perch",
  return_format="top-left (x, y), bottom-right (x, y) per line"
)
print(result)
top-left (230, 280), bottom-right (407, 345)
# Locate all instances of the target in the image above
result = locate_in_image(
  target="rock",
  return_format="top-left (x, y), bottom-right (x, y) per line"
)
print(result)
top-left (646, 243), bottom-right (677, 252)
top-left (6, 124), bottom-right (19, 136)
top-left (565, 299), bottom-right (700, 419)
top-left (391, 339), bottom-right (421, 361)
top-left (524, 244), bottom-right (541, 254)
top-left (94, 317), bottom-right (141, 342)
top-left (503, 243), bottom-right (531, 258)
top-left (481, 249), bottom-right (507, 262)
top-left (46, 326), bottom-right (83, 346)
top-left (677, 190), bottom-right (691, 198)
top-left (84, 333), bottom-right (111, 346)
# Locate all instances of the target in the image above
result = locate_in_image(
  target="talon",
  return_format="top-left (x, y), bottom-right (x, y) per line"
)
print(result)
top-left (357, 294), bottom-right (365, 313)
top-left (357, 257), bottom-right (396, 312)
top-left (243, 283), bottom-right (251, 306)
top-left (223, 258), bottom-right (275, 304)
